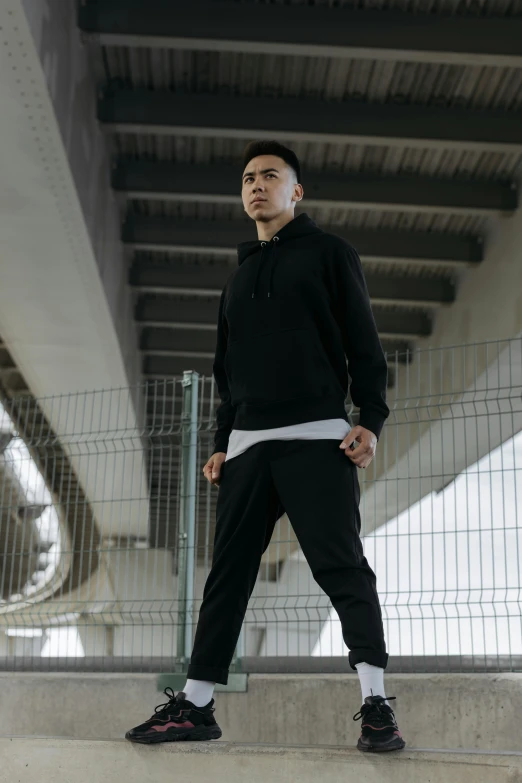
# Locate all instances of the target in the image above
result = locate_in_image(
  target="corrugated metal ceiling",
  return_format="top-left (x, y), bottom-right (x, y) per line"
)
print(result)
top-left (128, 198), bottom-right (487, 235)
top-left (114, 133), bottom-right (522, 186)
top-left (79, 0), bottom-right (522, 379)
top-left (103, 47), bottom-right (522, 111)
top-left (131, 249), bottom-right (460, 281)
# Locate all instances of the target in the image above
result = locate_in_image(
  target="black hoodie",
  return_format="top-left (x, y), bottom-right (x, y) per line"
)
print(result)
top-left (212, 212), bottom-right (389, 454)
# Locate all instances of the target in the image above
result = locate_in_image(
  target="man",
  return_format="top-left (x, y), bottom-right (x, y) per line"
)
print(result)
top-left (126, 140), bottom-right (405, 752)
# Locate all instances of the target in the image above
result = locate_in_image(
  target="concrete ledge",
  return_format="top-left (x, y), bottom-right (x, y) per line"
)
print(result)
top-left (2, 737), bottom-right (522, 783)
top-left (0, 672), bottom-right (519, 752)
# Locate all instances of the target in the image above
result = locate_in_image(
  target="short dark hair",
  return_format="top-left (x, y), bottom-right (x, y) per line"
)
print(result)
top-left (242, 140), bottom-right (301, 184)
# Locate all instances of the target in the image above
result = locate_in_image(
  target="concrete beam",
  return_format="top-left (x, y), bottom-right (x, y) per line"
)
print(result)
top-left (130, 259), bottom-right (456, 307)
top-left (79, 0), bottom-right (522, 68)
top-left (141, 359), bottom-right (397, 391)
top-left (99, 89), bottom-right (522, 153)
top-left (133, 281), bottom-right (450, 310)
top-left (123, 217), bottom-right (483, 265)
top-left (366, 177), bottom-right (522, 530)
top-left (140, 327), bottom-right (413, 364)
top-left (0, 0), bottom-right (149, 551)
top-left (78, 550), bottom-right (177, 659)
top-left (114, 160), bottom-right (518, 216)
top-left (141, 350), bottom-right (407, 379)
top-left (136, 295), bottom-right (431, 339)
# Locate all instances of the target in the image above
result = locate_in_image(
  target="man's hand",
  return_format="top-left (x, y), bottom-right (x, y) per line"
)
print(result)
top-left (339, 425), bottom-right (377, 469)
top-left (203, 451), bottom-right (227, 486)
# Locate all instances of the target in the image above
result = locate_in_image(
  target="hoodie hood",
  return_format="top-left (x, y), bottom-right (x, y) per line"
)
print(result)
top-left (236, 212), bottom-right (324, 299)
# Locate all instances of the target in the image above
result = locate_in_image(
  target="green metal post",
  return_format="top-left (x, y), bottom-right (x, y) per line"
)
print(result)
top-left (176, 371), bottom-right (199, 662)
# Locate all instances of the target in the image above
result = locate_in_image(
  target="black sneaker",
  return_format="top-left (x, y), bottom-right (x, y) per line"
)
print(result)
top-left (125, 688), bottom-right (222, 744)
top-left (352, 693), bottom-right (406, 752)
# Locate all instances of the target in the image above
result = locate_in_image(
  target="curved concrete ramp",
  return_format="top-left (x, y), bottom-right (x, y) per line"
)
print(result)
top-left (2, 738), bottom-right (522, 783)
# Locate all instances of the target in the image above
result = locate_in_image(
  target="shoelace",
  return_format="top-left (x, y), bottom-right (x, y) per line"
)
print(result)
top-left (352, 694), bottom-right (397, 723)
top-left (153, 687), bottom-right (186, 718)
top-left (151, 688), bottom-right (215, 719)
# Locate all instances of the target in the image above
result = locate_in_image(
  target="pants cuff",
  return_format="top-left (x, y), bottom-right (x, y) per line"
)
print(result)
top-left (187, 663), bottom-right (229, 685)
top-left (349, 649), bottom-right (389, 671)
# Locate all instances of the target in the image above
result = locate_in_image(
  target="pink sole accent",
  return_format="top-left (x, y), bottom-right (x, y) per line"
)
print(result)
top-left (143, 711), bottom-right (183, 725)
top-left (362, 724), bottom-right (392, 731)
top-left (151, 721), bottom-right (195, 732)
top-left (394, 731), bottom-right (403, 737)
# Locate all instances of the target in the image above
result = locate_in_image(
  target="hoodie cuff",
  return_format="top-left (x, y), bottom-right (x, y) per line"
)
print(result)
top-left (213, 433), bottom-right (230, 454)
top-left (358, 410), bottom-right (386, 442)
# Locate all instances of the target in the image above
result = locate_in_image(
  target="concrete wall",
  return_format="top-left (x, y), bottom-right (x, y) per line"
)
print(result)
top-left (0, 672), bottom-right (519, 752)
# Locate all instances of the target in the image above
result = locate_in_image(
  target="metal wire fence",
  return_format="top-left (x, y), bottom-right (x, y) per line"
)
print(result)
top-left (0, 336), bottom-right (521, 673)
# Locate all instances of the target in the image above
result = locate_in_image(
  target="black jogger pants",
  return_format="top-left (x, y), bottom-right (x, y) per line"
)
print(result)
top-left (187, 438), bottom-right (388, 684)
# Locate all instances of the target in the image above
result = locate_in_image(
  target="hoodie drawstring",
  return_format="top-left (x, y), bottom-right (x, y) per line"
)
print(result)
top-left (267, 236), bottom-right (279, 298)
top-left (251, 235), bottom-right (279, 299)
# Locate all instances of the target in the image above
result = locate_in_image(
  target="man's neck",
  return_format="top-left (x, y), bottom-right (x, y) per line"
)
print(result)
top-left (256, 211), bottom-right (295, 241)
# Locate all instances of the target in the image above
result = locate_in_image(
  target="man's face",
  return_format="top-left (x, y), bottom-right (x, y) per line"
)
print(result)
top-left (241, 154), bottom-right (302, 221)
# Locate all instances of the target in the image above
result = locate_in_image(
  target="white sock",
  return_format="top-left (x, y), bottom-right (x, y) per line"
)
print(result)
top-left (355, 662), bottom-right (388, 706)
top-left (182, 679), bottom-right (216, 707)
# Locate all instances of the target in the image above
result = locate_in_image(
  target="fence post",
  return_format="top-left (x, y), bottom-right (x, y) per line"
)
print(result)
top-left (176, 371), bottom-right (199, 662)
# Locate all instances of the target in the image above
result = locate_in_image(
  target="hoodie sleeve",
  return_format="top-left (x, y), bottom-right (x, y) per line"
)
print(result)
top-left (330, 241), bottom-right (390, 440)
top-left (212, 285), bottom-right (236, 453)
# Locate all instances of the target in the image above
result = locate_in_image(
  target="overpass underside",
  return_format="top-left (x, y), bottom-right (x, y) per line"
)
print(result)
top-left (0, 0), bottom-right (521, 663)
